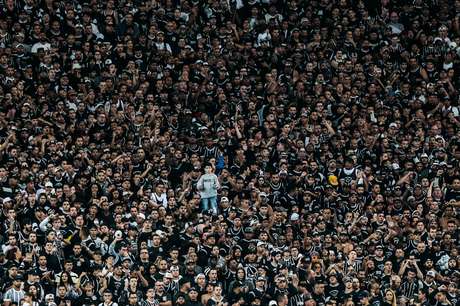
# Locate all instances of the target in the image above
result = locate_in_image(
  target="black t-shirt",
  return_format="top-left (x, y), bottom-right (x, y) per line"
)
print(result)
top-left (326, 283), bottom-right (343, 300)
top-left (107, 275), bottom-right (124, 297)
top-left (75, 292), bottom-right (100, 306)
top-left (185, 300), bottom-right (203, 306)
top-left (155, 291), bottom-right (172, 304)
top-left (445, 188), bottom-right (460, 201)
top-left (341, 291), bottom-right (355, 304)
top-left (310, 292), bottom-right (328, 306)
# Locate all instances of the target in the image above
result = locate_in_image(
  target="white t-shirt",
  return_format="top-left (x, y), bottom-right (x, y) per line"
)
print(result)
top-left (31, 41), bottom-right (51, 53)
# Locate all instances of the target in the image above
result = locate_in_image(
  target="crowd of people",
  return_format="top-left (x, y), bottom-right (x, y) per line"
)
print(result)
top-left (1, 0), bottom-right (460, 305)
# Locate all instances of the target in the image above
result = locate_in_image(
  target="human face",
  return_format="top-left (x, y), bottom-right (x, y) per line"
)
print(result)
top-left (385, 290), bottom-right (394, 301)
top-left (103, 292), bottom-right (112, 302)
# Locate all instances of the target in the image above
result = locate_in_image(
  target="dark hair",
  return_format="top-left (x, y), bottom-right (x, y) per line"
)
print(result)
top-left (5, 247), bottom-right (18, 260)
top-left (59, 271), bottom-right (75, 285)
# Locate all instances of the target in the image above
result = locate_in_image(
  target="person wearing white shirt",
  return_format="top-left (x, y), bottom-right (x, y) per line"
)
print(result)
top-left (3, 276), bottom-right (25, 306)
top-left (98, 290), bottom-right (119, 306)
top-left (22, 292), bottom-right (40, 306)
top-left (31, 33), bottom-right (51, 53)
top-left (150, 183), bottom-right (168, 207)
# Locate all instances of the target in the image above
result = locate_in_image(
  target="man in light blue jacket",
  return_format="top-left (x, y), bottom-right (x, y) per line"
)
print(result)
top-left (197, 164), bottom-right (220, 215)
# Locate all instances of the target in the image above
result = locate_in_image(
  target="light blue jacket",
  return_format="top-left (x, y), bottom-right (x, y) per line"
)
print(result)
top-left (197, 173), bottom-right (220, 198)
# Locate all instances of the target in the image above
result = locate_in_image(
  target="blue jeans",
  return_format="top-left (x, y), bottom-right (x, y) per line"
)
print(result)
top-left (201, 196), bottom-right (218, 214)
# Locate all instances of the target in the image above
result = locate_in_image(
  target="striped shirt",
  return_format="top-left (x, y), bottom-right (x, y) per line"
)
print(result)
top-left (4, 287), bottom-right (25, 304)
top-left (289, 293), bottom-right (307, 306)
top-left (23, 302), bottom-right (40, 306)
top-left (344, 259), bottom-right (362, 273)
top-left (141, 299), bottom-right (160, 306)
top-left (401, 280), bottom-right (419, 299)
top-left (421, 44), bottom-right (449, 59)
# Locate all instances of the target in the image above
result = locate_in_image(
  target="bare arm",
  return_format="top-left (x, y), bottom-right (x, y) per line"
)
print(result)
top-left (0, 133), bottom-right (14, 152)
top-left (323, 120), bottom-right (336, 135)
top-left (234, 122), bottom-right (243, 140)
top-left (398, 260), bottom-right (408, 276)
top-left (413, 261), bottom-right (424, 279)
top-left (136, 270), bottom-right (149, 288)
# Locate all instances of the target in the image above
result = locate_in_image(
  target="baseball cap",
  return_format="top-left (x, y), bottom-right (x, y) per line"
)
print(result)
top-left (358, 290), bottom-right (370, 299)
top-left (164, 272), bottom-right (173, 279)
top-left (290, 213), bottom-right (300, 221)
top-left (45, 294), bottom-right (54, 300)
top-left (257, 241), bottom-right (266, 248)
top-left (244, 227), bottom-right (255, 234)
top-left (427, 271), bottom-right (436, 277)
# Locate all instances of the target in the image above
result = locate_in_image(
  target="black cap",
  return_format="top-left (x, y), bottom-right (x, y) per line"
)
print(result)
top-left (244, 227), bottom-right (255, 234)
top-left (358, 290), bottom-right (370, 299)
top-left (27, 269), bottom-right (38, 276)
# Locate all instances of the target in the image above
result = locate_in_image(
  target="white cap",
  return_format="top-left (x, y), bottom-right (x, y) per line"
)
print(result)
top-left (164, 272), bottom-right (173, 279)
top-left (155, 230), bottom-right (166, 238)
top-left (45, 294), bottom-right (54, 300)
